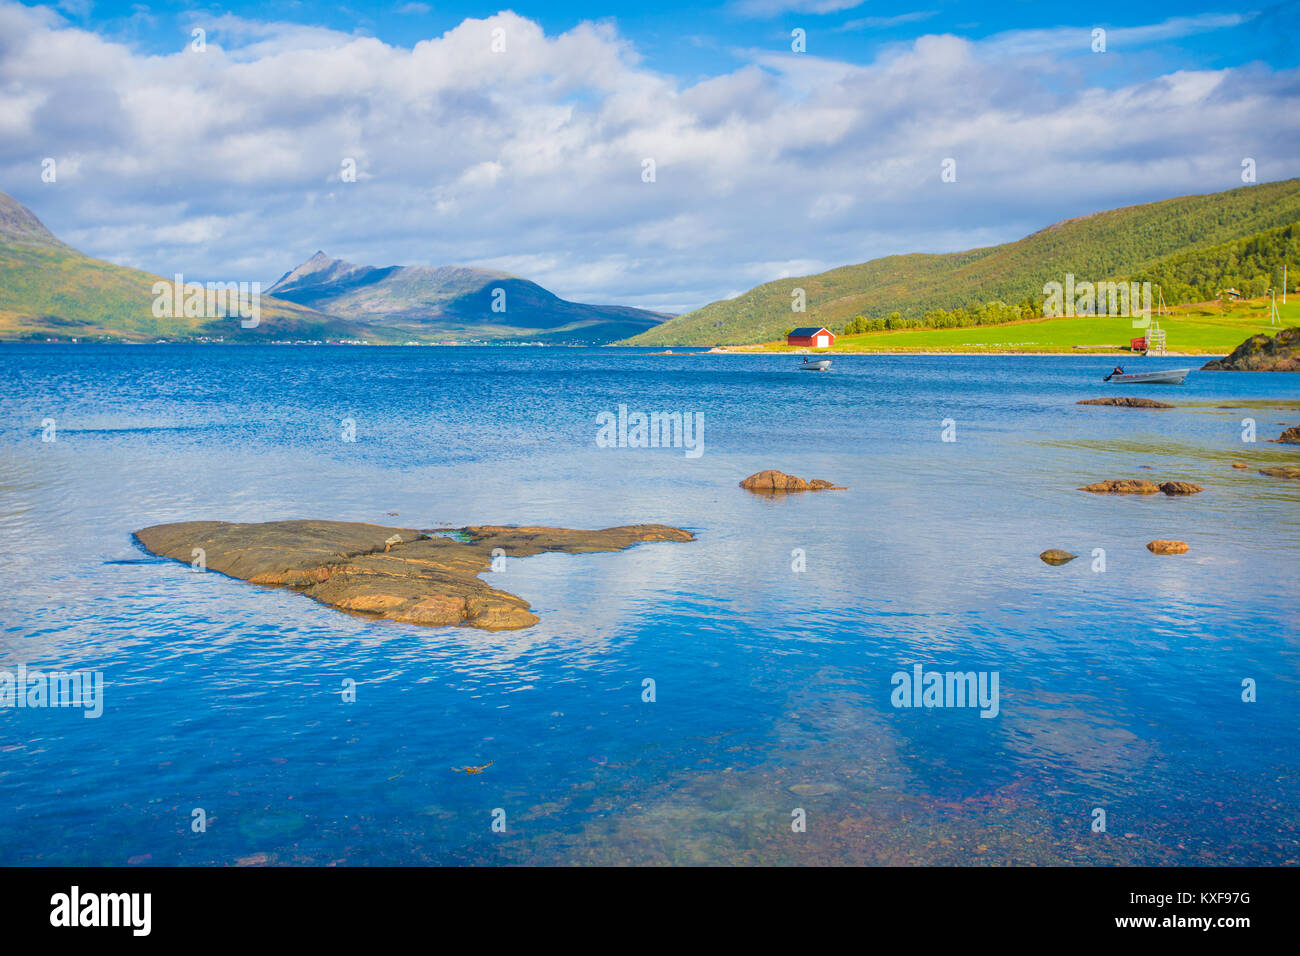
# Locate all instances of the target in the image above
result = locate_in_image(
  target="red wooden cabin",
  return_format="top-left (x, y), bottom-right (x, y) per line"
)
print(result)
top-left (787, 327), bottom-right (835, 348)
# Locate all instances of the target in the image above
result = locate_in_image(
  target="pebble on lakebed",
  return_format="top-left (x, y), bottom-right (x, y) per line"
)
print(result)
top-left (133, 519), bottom-right (694, 631)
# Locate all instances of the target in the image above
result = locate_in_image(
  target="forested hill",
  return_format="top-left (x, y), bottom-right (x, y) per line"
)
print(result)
top-left (623, 179), bottom-right (1300, 346)
top-left (1128, 221), bottom-right (1298, 303)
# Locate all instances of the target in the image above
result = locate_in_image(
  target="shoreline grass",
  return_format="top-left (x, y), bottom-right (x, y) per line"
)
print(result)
top-left (708, 296), bottom-right (1297, 355)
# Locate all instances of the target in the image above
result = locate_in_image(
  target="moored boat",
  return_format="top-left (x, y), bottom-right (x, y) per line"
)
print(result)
top-left (1106, 368), bottom-right (1190, 385)
top-left (799, 358), bottom-right (832, 371)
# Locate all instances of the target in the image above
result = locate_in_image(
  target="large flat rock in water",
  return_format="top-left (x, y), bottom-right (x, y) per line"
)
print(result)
top-left (134, 519), bottom-right (694, 631)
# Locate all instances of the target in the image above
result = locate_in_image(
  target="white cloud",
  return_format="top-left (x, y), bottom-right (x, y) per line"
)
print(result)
top-left (0, 3), bottom-right (1297, 315)
top-left (840, 12), bottom-right (938, 32)
top-left (981, 13), bottom-right (1252, 59)
top-left (54, 0), bottom-right (91, 18)
top-left (730, 0), bottom-right (868, 18)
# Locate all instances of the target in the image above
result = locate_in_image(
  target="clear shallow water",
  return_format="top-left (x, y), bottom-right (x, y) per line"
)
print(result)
top-left (0, 344), bottom-right (1296, 866)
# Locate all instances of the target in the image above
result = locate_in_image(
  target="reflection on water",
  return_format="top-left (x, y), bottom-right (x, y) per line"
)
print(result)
top-left (0, 345), bottom-right (1296, 865)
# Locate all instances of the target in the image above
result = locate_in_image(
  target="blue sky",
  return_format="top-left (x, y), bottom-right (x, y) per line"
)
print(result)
top-left (48, 1), bottom-right (1300, 78)
top-left (4, 1), bottom-right (1299, 312)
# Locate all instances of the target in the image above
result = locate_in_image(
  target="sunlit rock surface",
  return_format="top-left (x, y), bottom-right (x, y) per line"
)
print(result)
top-left (134, 519), bottom-right (694, 631)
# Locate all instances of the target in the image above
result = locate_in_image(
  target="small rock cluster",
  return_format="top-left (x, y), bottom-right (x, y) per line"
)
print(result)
top-left (739, 469), bottom-right (845, 493)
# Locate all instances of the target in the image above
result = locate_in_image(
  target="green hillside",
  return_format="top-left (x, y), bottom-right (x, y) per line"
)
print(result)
top-left (0, 192), bottom-right (358, 342)
top-left (625, 179), bottom-right (1300, 346)
top-left (1128, 221), bottom-right (1298, 303)
top-left (830, 220), bottom-right (1300, 337)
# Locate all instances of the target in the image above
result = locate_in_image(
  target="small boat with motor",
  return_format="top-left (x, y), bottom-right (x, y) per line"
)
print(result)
top-left (799, 358), bottom-right (832, 371)
top-left (1103, 366), bottom-right (1189, 385)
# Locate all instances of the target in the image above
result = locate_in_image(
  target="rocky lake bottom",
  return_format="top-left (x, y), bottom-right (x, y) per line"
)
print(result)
top-left (0, 345), bottom-right (1296, 865)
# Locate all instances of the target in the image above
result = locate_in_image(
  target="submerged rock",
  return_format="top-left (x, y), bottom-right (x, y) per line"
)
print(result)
top-left (133, 519), bottom-right (694, 631)
top-left (1201, 327), bottom-right (1299, 371)
top-left (1231, 463), bottom-right (1249, 469)
top-left (1146, 540), bottom-right (1190, 555)
top-left (1080, 480), bottom-right (1203, 496)
top-left (1077, 397), bottom-right (1174, 408)
top-left (789, 782), bottom-right (842, 796)
top-left (740, 469), bottom-right (844, 493)
top-left (1260, 465), bottom-right (1300, 479)
top-left (1039, 549), bottom-right (1078, 566)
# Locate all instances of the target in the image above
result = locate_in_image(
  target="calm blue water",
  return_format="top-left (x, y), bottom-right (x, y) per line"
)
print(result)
top-left (0, 344), bottom-right (1296, 865)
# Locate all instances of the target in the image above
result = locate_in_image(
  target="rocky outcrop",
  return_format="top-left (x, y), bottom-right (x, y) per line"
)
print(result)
top-left (133, 519), bottom-right (694, 631)
top-left (1271, 425), bottom-right (1300, 444)
top-left (1201, 327), bottom-right (1299, 371)
top-left (1080, 480), bottom-right (1203, 495)
top-left (1146, 540), bottom-right (1190, 555)
top-left (1157, 481), bottom-right (1203, 496)
top-left (740, 470), bottom-right (844, 493)
top-left (1260, 465), bottom-right (1300, 479)
top-left (1039, 549), bottom-right (1077, 566)
top-left (1081, 479), bottom-right (1162, 494)
top-left (1077, 397), bottom-right (1174, 408)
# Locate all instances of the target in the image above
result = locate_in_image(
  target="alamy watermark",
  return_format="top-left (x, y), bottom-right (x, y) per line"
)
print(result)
top-left (890, 664), bottom-right (999, 718)
top-left (152, 273), bottom-right (261, 328)
top-left (50, 886), bottom-right (150, 936)
top-left (1, 665), bottom-right (103, 718)
top-left (595, 404), bottom-right (704, 458)
top-left (1042, 275), bottom-right (1153, 328)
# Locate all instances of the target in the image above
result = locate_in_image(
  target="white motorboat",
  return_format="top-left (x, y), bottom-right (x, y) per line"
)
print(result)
top-left (799, 358), bottom-right (832, 371)
top-left (1105, 368), bottom-right (1190, 385)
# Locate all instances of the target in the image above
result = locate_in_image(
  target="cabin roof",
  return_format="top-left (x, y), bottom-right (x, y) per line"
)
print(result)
top-left (788, 327), bottom-right (832, 337)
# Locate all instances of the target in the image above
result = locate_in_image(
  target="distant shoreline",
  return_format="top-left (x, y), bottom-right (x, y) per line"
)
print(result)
top-left (700, 347), bottom-right (1218, 357)
top-left (0, 340), bottom-right (1226, 357)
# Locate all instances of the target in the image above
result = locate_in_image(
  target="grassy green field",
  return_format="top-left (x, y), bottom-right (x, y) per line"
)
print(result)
top-left (729, 296), bottom-right (1298, 354)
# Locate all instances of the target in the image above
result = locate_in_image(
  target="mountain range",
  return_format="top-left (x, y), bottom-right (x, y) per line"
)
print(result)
top-left (623, 178), bottom-right (1300, 345)
top-left (266, 251), bottom-right (668, 343)
top-left (0, 191), bottom-right (668, 344)
top-left (0, 191), bottom-right (356, 342)
top-left (5, 179), bottom-right (1298, 347)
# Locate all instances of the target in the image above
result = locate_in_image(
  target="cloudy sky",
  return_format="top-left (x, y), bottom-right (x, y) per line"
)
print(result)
top-left (2, 0), bottom-right (1298, 314)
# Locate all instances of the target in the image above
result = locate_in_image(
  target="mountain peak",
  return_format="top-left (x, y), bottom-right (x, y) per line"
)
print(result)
top-left (295, 249), bottom-right (342, 272)
top-left (0, 190), bottom-right (68, 251)
top-left (268, 250), bottom-right (359, 293)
